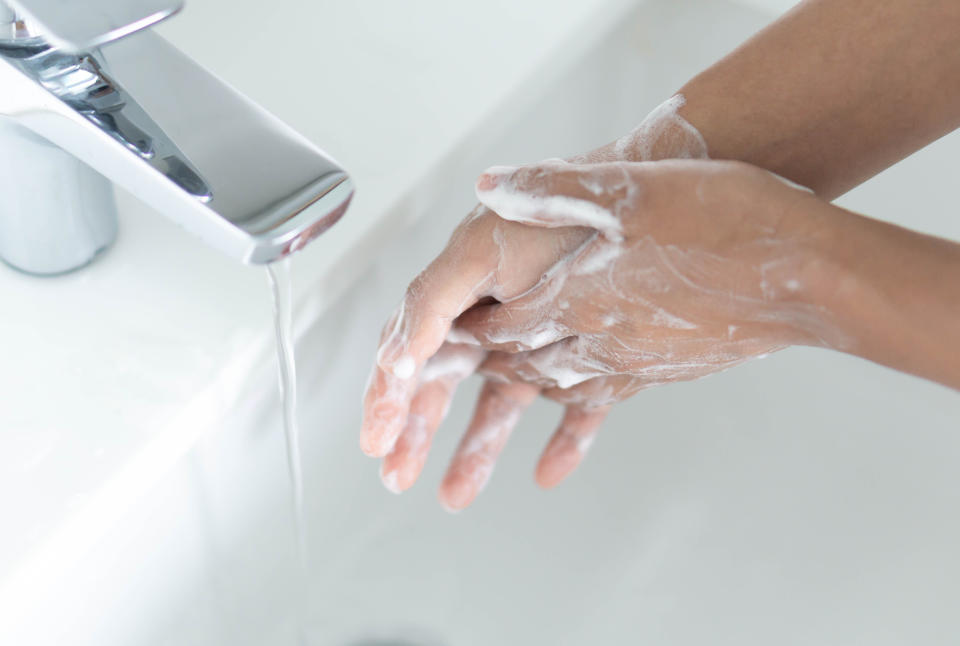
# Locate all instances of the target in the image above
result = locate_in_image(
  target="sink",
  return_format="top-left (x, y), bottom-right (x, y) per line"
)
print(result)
top-left (3, 1), bottom-right (960, 644)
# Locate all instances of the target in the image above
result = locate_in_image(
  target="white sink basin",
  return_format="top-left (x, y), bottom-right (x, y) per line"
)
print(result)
top-left (3, 1), bottom-right (960, 644)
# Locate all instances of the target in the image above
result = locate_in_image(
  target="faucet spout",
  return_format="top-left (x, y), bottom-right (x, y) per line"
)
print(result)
top-left (0, 0), bottom-right (353, 274)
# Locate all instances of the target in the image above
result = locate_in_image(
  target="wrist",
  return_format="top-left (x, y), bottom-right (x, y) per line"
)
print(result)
top-left (761, 192), bottom-right (856, 351)
top-left (794, 200), bottom-right (960, 388)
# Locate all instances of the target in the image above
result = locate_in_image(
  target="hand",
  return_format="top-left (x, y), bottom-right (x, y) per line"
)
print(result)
top-left (362, 206), bottom-right (591, 504)
top-left (463, 159), bottom-right (837, 403)
top-left (361, 97), bottom-right (714, 510)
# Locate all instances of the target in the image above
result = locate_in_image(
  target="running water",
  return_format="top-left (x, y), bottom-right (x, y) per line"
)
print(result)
top-left (265, 259), bottom-right (310, 644)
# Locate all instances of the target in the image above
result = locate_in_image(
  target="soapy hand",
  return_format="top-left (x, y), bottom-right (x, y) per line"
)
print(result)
top-left (372, 0), bottom-right (960, 511)
top-left (361, 97), bottom-right (759, 510)
top-left (364, 210), bottom-right (591, 502)
top-left (464, 159), bottom-right (836, 402)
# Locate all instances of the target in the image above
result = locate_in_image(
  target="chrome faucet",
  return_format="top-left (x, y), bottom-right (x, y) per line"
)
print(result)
top-left (0, 0), bottom-right (353, 275)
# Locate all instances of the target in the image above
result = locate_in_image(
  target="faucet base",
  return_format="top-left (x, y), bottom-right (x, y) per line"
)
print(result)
top-left (0, 118), bottom-right (117, 276)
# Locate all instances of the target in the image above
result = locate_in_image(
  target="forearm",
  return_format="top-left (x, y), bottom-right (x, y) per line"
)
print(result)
top-left (674, 0), bottom-right (960, 199)
top-left (803, 199), bottom-right (960, 389)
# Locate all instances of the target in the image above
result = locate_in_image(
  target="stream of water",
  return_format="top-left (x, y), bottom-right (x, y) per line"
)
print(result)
top-left (266, 259), bottom-right (310, 644)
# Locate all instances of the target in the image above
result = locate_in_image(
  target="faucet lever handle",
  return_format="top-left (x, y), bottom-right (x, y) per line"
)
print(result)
top-left (4, 0), bottom-right (182, 52)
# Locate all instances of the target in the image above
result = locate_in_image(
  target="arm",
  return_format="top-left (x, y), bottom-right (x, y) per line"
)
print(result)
top-left (360, 0), bottom-right (960, 510)
top-left (808, 201), bottom-right (960, 387)
top-left (464, 160), bottom-right (960, 396)
top-left (676, 0), bottom-right (960, 199)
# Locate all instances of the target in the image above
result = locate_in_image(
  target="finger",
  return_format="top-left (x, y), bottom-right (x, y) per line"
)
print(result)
top-left (475, 161), bottom-right (641, 241)
top-left (455, 234), bottom-right (621, 353)
top-left (454, 297), bottom-right (571, 353)
top-left (535, 405), bottom-right (610, 489)
top-left (438, 380), bottom-right (540, 512)
top-left (361, 303), bottom-right (423, 457)
top-left (376, 251), bottom-right (491, 375)
top-left (379, 343), bottom-right (485, 493)
top-left (360, 230), bottom-right (495, 457)
top-left (361, 361), bottom-right (420, 458)
top-left (453, 235), bottom-right (589, 352)
top-left (478, 337), bottom-right (611, 390)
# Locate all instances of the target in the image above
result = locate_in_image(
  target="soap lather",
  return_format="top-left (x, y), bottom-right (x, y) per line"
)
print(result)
top-left (0, 0), bottom-right (353, 275)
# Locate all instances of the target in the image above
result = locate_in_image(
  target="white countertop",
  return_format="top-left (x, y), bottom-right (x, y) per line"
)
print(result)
top-left (0, 0), bottom-right (642, 600)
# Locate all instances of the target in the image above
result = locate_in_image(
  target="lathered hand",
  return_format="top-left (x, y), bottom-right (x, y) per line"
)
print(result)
top-left (360, 96), bottom-right (707, 509)
top-left (360, 0), bottom-right (960, 511)
top-left (360, 96), bottom-right (707, 508)
top-left (361, 98), bottom-right (718, 510)
top-left (457, 154), bottom-right (960, 502)
top-left (456, 159), bottom-right (836, 500)
top-left (466, 159), bottom-right (835, 406)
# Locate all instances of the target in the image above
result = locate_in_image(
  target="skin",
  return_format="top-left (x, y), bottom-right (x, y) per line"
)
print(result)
top-left (678, 0), bottom-right (960, 200)
top-left (361, 0), bottom-right (960, 511)
top-left (466, 160), bottom-right (960, 394)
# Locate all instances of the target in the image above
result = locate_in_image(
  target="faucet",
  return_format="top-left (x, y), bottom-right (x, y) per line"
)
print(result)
top-left (0, 0), bottom-right (353, 275)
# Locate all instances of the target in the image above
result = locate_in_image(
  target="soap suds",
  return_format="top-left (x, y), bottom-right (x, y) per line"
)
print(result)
top-left (478, 179), bottom-right (624, 242)
top-left (420, 344), bottom-right (484, 382)
top-left (613, 94), bottom-right (709, 161)
top-left (446, 326), bottom-right (481, 345)
top-left (392, 355), bottom-right (416, 379)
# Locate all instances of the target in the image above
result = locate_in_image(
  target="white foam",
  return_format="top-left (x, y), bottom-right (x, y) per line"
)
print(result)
top-left (650, 308), bottom-right (698, 330)
top-left (477, 182), bottom-right (623, 241)
top-left (576, 434), bottom-right (596, 454)
top-left (575, 242), bottom-right (622, 275)
top-left (446, 327), bottom-right (481, 345)
top-left (376, 300), bottom-right (407, 366)
top-left (420, 347), bottom-right (482, 382)
top-left (613, 94), bottom-right (708, 161)
top-left (527, 344), bottom-right (607, 389)
top-left (484, 318), bottom-right (566, 351)
top-left (392, 355), bottom-right (416, 379)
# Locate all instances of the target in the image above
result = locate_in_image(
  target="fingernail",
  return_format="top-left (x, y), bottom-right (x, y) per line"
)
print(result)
top-left (536, 451), bottom-right (578, 489)
top-left (476, 165), bottom-right (516, 192)
top-left (439, 473), bottom-right (474, 512)
top-left (379, 462), bottom-right (403, 494)
top-left (535, 435), bottom-right (582, 489)
top-left (359, 433), bottom-right (380, 457)
top-left (439, 498), bottom-right (463, 514)
top-left (359, 429), bottom-right (387, 457)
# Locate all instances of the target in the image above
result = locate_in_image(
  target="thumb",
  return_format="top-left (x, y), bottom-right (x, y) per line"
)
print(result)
top-left (475, 161), bottom-right (634, 242)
